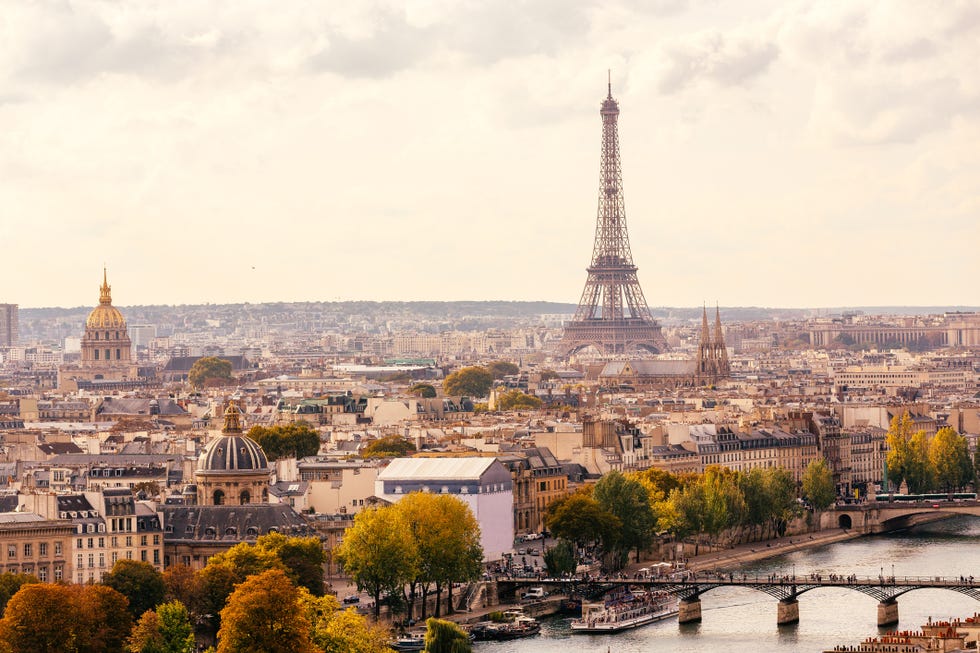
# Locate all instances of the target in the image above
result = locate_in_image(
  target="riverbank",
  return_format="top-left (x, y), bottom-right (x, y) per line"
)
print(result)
top-left (678, 527), bottom-right (864, 574)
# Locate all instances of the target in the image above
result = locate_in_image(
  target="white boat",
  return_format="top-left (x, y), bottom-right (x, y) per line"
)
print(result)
top-left (570, 588), bottom-right (678, 634)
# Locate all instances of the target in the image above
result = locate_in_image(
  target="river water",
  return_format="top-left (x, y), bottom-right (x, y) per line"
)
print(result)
top-left (476, 516), bottom-right (980, 653)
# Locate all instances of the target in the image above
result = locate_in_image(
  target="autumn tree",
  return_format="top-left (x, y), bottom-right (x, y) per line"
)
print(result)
top-left (217, 569), bottom-right (317, 653)
top-left (162, 564), bottom-right (204, 627)
top-left (593, 471), bottom-right (656, 566)
top-left (0, 583), bottom-right (79, 653)
top-left (494, 389), bottom-right (543, 411)
top-left (424, 617), bottom-right (473, 653)
top-left (699, 466), bottom-right (747, 545)
top-left (254, 532), bottom-right (328, 596)
top-left (103, 559), bottom-right (167, 620)
top-left (802, 458), bottom-right (836, 510)
top-left (929, 426), bottom-right (973, 493)
top-left (78, 584), bottom-right (136, 653)
top-left (301, 591), bottom-right (391, 653)
top-left (198, 542), bottom-right (284, 636)
top-left (0, 572), bottom-right (37, 618)
top-left (127, 600), bottom-right (196, 653)
top-left (361, 435), bottom-right (417, 458)
top-left (543, 539), bottom-right (577, 577)
top-left (442, 366), bottom-right (493, 398)
top-left (486, 361), bottom-right (519, 379)
top-left (188, 356), bottom-right (233, 389)
top-left (886, 412), bottom-right (936, 493)
top-left (335, 505), bottom-right (418, 620)
top-left (247, 422), bottom-right (320, 460)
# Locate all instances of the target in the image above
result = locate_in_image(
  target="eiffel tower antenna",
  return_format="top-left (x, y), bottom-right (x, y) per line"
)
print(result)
top-left (558, 79), bottom-right (668, 357)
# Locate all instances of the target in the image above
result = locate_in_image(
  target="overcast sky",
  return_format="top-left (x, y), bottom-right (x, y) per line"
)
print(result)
top-left (2, 0), bottom-right (978, 310)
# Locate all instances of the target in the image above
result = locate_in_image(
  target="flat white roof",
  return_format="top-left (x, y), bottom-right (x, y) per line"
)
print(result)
top-left (378, 457), bottom-right (497, 481)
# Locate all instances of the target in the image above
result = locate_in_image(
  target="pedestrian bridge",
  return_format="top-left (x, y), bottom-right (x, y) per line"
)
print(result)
top-left (822, 499), bottom-right (980, 533)
top-left (498, 573), bottom-right (980, 627)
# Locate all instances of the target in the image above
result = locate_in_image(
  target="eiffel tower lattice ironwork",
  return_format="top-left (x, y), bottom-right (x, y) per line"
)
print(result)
top-left (559, 79), bottom-right (669, 357)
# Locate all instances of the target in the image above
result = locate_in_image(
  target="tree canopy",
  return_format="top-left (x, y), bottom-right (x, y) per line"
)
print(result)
top-left (802, 459), bottom-right (836, 510)
top-left (217, 569), bottom-right (317, 653)
top-left (486, 361), bottom-right (519, 379)
top-left (929, 426), bottom-right (974, 492)
top-left (361, 435), bottom-right (417, 458)
top-left (409, 383), bottom-right (437, 398)
top-left (544, 490), bottom-right (620, 551)
top-left (442, 366), bottom-right (493, 398)
top-left (886, 412), bottom-right (934, 494)
top-left (127, 600), bottom-right (196, 653)
top-left (494, 389), bottom-right (543, 411)
top-left (593, 471), bottom-right (656, 566)
top-left (247, 422), bottom-right (321, 460)
top-left (103, 559), bottom-right (166, 620)
top-left (424, 617), bottom-right (473, 653)
top-left (188, 356), bottom-right (233, 389)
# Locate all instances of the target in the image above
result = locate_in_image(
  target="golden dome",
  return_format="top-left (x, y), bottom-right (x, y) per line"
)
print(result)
top-left (85, 269), bottom-right (127, 329)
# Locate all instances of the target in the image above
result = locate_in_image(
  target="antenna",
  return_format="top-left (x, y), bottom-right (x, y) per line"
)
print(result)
top-left (607, 69), bottom-right (612, 98)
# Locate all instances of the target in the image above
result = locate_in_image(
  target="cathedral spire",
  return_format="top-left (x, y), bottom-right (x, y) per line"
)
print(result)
top-left (714, 304), bottom-right (724, 345)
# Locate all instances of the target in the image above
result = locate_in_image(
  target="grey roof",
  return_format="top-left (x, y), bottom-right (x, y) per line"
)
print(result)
top-left (162, 504), bottom-right (313, 543)
top-left (96, 398), bottom-right (188, 417)
top-left (601, 359), bottom-right (697, 377)
top-left (38, 442), bottom-right (85, 455)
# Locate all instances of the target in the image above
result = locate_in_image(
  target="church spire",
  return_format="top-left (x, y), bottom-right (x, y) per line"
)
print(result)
top-left (713, 304), bottom-right (724, 345)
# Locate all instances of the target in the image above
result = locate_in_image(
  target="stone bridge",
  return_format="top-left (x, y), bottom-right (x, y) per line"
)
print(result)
top-left (821, 499), bottom-right (980, 534)
top-left (499, 574), bottom-right (980, 627)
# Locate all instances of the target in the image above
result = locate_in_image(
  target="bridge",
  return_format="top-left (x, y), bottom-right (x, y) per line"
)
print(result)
top-left (498, 573), bottom-right (980, 627)
top-left (822, 498), bottom-right (980, 534)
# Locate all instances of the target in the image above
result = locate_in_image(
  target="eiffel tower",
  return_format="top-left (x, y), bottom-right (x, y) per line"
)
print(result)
top-left (558, 78), bottom-right (669, 357)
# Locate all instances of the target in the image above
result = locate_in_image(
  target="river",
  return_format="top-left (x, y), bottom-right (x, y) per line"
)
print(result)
top-left (475, 516), bottom-right (980, 653)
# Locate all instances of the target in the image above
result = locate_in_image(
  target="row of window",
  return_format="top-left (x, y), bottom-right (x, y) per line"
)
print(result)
top-left (93, 348), bottom-right (123, 360)
top-left (7, 542), bottom-right (62, 558)
top-left (92, 331), bottom-right (123, 340)
top-left (75, 534), bottom-right (159, 549)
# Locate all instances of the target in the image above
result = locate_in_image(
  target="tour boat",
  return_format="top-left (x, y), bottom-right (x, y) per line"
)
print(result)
top-left (470, 615), bottom-right (542, 641)
top-left (570, 588), bottom-right (678, 634)
top-left (389, 632), bottom-right (426, 651)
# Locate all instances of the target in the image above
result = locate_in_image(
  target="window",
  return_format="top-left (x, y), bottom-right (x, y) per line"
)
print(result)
top-left (88, 554), bottom-right (94, 568)
top-left (112, 552), bottom-right (118, 565)
top-left (153, 535), bottom-right (159, 545)
top-left (55, 566), bottom-right (63, 581)
top-left (125, 536), bottom-right (133, 547)
top-left (7, 545), bottom-right (15, 558)
top-left (95, 349), bottom-right (100, 359)
top-left (140, 535), bottom-right (147, 547)
top-left (23, 543), bottom-right (32, 557)
top-left (141, 550), bottom-right (147, 562)
top-left (39, 543), bottom-right (48, 557)
top-left (99, 553), bottom-right (105, 568)
top-left (98, 537), bottom-right (104, 548)
top-left (153, 550), bottom-right (160, 564)
top-left (54, 542), bottom-right (62, 556)
top-left (88, 537), bottom-right (94, 548)
top-left (116, 348), bottom-right (121, 359)
top-left (38, 567), bottom-right (47, 582)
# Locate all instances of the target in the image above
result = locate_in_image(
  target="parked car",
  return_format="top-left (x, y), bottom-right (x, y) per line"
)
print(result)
top-left (342, 595), bottom-right (360, 604)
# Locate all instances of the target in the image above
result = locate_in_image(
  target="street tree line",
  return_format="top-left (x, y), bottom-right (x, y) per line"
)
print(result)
top-left (336, 492), bottom-right (483, 624)
top-left (545, 463), bottom-right (836, 570)
top-left (0, 533), bottom-right (393, 653)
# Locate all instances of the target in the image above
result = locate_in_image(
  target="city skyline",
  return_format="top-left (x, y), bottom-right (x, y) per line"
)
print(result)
top-left (2, 1), bottom-right (978, 309)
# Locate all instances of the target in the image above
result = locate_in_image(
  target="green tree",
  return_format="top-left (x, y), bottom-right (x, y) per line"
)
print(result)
top-left (486, 361), bottom-right (519, 379)
top-left (217, 569), bottom-right (317, 653)
top-left (335, 506), bottom-right (418, 620)
top-left (424, 617), bottom-right (472, 653)
top-left (543, 539), bottom-right (576, 577)
top-left (494, 389), bottom-right (543, 411)
top-left (802, 458), bottom-right (836, 510)
top-left (593, 471), bottom-right (656, 566)
top-left (544, 491), bottom-right (620, 551)
top-left (0, 572), bottom-right (37, 618)
top-left (247, 422), bottom-right (320, 460)
top-left (410, 383), bottom-right (437, 398)
top-left (188, 357), bottom-right (233, 389)
top-left (127, 600), bottom-right (196, 653)
top-left (929, 427), bottom-right (971, 493)
top-left (361, 435), bottom-right (417, 458)
top-left (442, 366), bottom-right (493, 398)
top-left (699, 466), bottom-right (747, 545)
top-left (254, 533), bottom-right (328, 596)
top-left (103, 559), bottom-right (167, 620)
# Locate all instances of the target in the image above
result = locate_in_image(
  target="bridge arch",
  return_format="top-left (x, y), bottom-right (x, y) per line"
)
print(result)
top-left (838, 514), bottom-right (852, 529)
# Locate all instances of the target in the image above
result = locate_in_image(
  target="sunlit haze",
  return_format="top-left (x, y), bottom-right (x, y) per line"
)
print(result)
top-left (2, 1), bottom-right (978, 309)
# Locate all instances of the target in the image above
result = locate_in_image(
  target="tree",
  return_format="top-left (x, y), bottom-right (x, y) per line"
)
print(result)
top-left (593, 471), bottom-right (656, 566)
top-left (0, 572), bottom-right (37, 618)
top-left (930, 427), bottom-right (973, 493)
top-left (254, 533), bottom-right (328, 596)
top-left (543, 539), bottom-right (576, 577)
top-left (699, 466), bottom-right (747, 545)
top-left (486, 361), bottom-right (519, 380)
top-left (442, 366), bottom-right (493, 398)
top-left (198, 543), bottom-right (285, 636)
top-left (494, 389), bottom-right (543, 411)
top-left (103, 559), bottom-right (167, 620)
top-left (76, 584), bottom-right (135, 653)
top-left (544, 491), bottom-right (620, 551)
top-left (886, 412), bottom-right (935, 493)
top-left (802, 459), bottom-right (836, 510)
top-left (424, 617), bottom-right (472, 653)
top-left (247, 422), bottom-right (320, 460)
top-left (335, 506), bottom-right (418, 620)
top-left (217, 569), bottom-right (317, 653)
top-left (0, 583), bottom-right (79, 653)
top-left (301, 592), bottom-right (391, 653)
top-left (127, 601), bottom-right (196, 653)
top-left (188, 356), bottom-right (233, 389)
top-left (409, 383), bottom-right (437, 398)
top-left (361, 435), bottom-right (417, 458)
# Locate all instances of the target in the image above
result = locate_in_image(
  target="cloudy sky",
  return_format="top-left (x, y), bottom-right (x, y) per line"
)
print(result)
top-left (1, 0), bottom-right (978, 309)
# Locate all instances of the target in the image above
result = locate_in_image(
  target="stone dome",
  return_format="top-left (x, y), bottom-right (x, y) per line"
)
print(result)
top-left (197, 434), bottom-right (269, 473)
top-left (197, 401), bottom-right (269, 473)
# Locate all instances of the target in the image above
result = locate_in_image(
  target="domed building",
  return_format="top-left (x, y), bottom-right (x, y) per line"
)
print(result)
top-left (195, 400), bottom-right (270, 506)
top-left (60, 270), bottom-right (140, 391)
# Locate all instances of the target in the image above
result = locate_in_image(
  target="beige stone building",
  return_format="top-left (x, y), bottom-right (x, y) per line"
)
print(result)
top-left (0, 512), bottom-right (73, 582)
